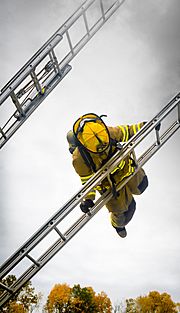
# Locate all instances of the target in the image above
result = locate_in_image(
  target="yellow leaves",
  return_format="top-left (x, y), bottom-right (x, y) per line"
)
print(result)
top-left (95, 291), bottom-right (112, 313)
top-left (8, 302), bottom-right (26, 313)
top-left (49, 283), bottom-right (71, 304)
top-left (45, 283), bottom-right (71, 312)
top-left (126, 291), bottom-right (180, 313)
top-left (44, 283), bottom-right (113, 313)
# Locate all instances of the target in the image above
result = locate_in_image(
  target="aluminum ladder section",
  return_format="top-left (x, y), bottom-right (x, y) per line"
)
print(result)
top-left (0, 92), bottom-right (179, 307)
top-left (0, 0), bottom-right (125, 149)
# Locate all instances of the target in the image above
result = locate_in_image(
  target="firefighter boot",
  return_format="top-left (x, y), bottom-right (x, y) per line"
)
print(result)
top-left (115, 227), bottom-right (127, 238)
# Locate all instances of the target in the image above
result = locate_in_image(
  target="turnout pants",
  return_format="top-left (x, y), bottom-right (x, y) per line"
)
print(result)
top-left (106, 168), bottom-right (148, 228)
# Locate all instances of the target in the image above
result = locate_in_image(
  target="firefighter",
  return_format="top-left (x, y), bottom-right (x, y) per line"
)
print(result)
top-left (67, 113), bottom-right (148, 238)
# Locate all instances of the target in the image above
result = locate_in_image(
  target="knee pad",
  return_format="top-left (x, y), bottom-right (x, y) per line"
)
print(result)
top-left (138, 175), bottom-right (148, 193)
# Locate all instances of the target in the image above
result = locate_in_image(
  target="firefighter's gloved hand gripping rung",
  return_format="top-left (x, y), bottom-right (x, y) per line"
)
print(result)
top-left (80, 199), bottom-right (94, 213)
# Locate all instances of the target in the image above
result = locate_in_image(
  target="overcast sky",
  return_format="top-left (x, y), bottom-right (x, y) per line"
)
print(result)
top-left (0, 0), bottom-right (180, 310)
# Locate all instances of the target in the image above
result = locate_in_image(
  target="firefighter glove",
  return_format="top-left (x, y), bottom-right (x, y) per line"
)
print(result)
top-left (80, 199), bottom-right (94, 213)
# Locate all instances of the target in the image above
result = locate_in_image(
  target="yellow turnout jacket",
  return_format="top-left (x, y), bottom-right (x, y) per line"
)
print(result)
top-left (72, 122), bottom-right (145, 200)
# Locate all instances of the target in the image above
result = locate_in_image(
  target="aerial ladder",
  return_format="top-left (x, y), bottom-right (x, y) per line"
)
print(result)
top-left (0, 0), bottom-right (180, 308)
top-left (0, 0), bottom-right (125, 149)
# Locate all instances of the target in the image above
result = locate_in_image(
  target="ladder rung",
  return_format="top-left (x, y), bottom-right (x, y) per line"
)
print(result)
top-left (83, 11), bottom-right (90, 35)
top-left (54, 226), bottom-right (66, 241)
top-left (49, 49), bottom-right (61, 75)
top-left (178, 102), bottom-right (180, 122)
top-left (155, 129), bottom-right (161, 145)
top-left (0, 128), bottom-right (6, 139)
top-left (130, 149), bottom-right (138, 167)
top-left (154, 121), bottom-right (161, 145)
top-left (0, 282), bottom-right (13, 293)
top-left (10, 91), bottom-right (25, 116)
top-left (26, 254), bottom-right (40, 267)
top-left (30, 70), bottom-right (44, 94)
top-left (66, 30), bottom-right (74, 55)
top-left (100, 0), bottom-right (105, 20)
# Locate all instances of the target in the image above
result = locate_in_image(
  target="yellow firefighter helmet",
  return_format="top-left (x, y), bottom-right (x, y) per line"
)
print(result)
top-left (73, 113), bottom-right (110, 153)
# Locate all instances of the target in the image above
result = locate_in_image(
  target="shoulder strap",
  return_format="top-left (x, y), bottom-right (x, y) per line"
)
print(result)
top-left (101, 138), bottom-right (118, 166)
top-left (78, 145), bottom-right (97, 172)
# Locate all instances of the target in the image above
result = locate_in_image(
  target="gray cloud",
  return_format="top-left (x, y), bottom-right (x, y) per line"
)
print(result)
top-left (126, 0), bottom-right (180, 89)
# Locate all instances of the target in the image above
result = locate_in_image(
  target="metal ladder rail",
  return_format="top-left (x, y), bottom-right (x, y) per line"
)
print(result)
top-left (0, 0), bottom-right (125, 149)
top-left (0, 93), bottom-right (179, 306)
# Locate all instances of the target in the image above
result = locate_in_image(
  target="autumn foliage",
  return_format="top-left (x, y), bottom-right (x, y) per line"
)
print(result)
top-left (1, 276), bottom-right (180, 313)
top-left (125, 291), bottom-right (180, 313)
top-left (44, 283), bottom-right (112, 313)
top-left (0, 275), bottom-right (41, 313)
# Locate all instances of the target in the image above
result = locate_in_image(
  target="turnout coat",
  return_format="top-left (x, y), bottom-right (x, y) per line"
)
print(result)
top-left (71, 122), bottom-right (148, 228)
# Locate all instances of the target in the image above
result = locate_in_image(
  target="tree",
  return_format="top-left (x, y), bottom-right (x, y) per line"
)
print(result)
top-left (125, 298), bottom-right (138, 313)
top-left (44, 283), bottom-right (71, 313)
top-left (94, 291), bottom-right (112, 313)
top-left (125, 291), bottom-right (180, 313)
top-left (0, 275), bottom-right (42, 312)
top-left (7, 302), bottom-right (26, 313)
top-left (69, 284), bottom-right (97, 312)
top-left (44, 283), bottom-right (112, 313)
top-left (136, 291), bottom-right (179, 313)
